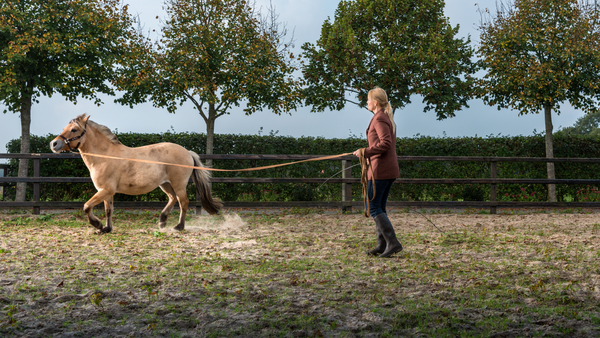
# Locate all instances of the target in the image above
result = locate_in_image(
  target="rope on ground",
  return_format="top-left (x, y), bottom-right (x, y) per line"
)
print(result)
top-left (409, 209), bottom-right (445, 233)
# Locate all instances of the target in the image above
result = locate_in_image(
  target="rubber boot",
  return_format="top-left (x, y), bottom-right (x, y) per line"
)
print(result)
top-left (366, 222), bottom-right (385, 255)
top-left (374, 213), bottom-right (403, 258)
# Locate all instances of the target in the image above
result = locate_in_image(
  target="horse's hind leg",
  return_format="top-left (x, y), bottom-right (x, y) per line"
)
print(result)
top-left (102, 196), bottom-right (114, 233)
top-left (84, 189), bottom-right (114, 232)
top-left (158, 183), bottom-right (177, 229)
top-left (173, 187), bottom-right (189, 231)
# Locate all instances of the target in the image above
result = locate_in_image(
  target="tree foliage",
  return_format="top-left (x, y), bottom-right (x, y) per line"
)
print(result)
top-left (116, 0), bottom-right (303, 158)
top-left (559, 110), bottom-right (600, 136)
top-left (0, 0), bottom-right (143, 110)
top-left (477, 0), bottom-right (600, 114)
top-left (301, 0), bottom-right (477, 119)
top-left (0, 0), bottom-right (146, 201)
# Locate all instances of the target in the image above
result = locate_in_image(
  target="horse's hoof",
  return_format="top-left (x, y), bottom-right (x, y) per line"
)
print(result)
top-left (173, 224), bottom-right (184, 231)
top-left (158, 222), bottom-right (167, 229)
top-left (101, 226), bottom-right (112, 233)
top-left (90, 220), bottom-right (103, 230)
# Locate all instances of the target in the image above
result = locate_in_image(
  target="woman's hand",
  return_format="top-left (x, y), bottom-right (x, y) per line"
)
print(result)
top-left (353, 149), bottom-right (361, 157)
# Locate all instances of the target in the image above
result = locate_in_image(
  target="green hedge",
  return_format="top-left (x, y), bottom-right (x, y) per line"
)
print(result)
top-left (5, 132), bottom-right (600, 203)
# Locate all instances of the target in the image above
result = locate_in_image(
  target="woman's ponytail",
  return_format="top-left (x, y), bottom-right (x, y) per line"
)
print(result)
top-left (369, 87), bottom-right (396, 134)
top-left (384, 104), bottom-right (395, 134)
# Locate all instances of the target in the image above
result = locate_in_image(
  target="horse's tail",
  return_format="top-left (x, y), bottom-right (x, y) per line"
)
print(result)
top-left (189, 151), bottom-right (223, 215)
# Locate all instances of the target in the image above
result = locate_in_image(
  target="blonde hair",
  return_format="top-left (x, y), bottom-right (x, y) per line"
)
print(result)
top-left (368, 87), bottom-right (396, 134)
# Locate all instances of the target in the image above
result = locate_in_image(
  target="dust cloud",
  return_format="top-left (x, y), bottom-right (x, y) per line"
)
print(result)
top-left (184, 213), bottom-right (246, 233)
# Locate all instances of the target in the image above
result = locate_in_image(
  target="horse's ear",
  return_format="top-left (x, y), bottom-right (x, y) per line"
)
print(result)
top-left (82, 114), bottom-right (90, 124)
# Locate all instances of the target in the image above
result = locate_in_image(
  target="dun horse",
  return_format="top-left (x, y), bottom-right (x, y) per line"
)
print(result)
top-left (50, 114), bottom-right (222, 233)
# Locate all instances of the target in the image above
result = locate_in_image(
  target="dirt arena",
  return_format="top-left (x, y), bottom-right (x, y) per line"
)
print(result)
top-left (0, 207), bottom-right (599, 337)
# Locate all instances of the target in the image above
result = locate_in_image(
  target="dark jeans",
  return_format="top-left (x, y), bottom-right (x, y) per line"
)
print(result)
top-left (367, 179), bottom-right (395, 218)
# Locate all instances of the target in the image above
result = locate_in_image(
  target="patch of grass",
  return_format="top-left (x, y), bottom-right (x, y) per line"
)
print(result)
top-left (396, 207), bottom-right (411, 214)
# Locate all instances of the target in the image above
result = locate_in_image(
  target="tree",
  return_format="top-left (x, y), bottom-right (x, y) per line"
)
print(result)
top-left (558, 110), bottom-right (600, 136)
top-left (0, 0), bottom-right (146, 201)
top-left (301, 0), bottom-right (477, 119)
top-left (477, 0), bottom-right (600, 202)
top-left (116, 0), bottom-right (302, 166)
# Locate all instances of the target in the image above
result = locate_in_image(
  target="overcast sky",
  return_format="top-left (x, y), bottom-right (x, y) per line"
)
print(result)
top-left (0, 0), bottom-right (587, 157)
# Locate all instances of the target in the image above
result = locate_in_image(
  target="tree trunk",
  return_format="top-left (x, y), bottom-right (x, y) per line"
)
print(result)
top-left (205, 103), bottom-right (216, 169)
top-left (16, 90), bottom-right (32, 202)
top-left (544, 103), bottom-right (556, 202)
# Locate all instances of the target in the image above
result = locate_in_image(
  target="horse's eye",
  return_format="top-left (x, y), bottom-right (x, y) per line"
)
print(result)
top-left (71, 129), bottom-right (78, 133)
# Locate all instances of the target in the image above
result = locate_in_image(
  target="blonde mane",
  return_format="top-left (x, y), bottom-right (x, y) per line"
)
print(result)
top-left (74, 114), bottom-right (121, 145)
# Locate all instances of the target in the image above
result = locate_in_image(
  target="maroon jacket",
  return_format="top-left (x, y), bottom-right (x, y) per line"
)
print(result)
top-left (363, 109), bottom-right (400, 180)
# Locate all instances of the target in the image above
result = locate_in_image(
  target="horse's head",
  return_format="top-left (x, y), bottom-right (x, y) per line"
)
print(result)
top-left (50, 114), bottom-right (91, 153)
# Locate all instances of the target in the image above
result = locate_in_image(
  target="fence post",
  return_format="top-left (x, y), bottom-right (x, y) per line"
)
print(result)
top-left (490, 161), bottom-right (497, 214)
top-left (0, 164), bottom-right (7, 201)
top-left (342, 159), bottom-right (352, 212)
top-left (33, 158), bottom-right (40, 215)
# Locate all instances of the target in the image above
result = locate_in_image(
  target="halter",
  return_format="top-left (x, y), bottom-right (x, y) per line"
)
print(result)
top-left (59, 122), bottom-right (87, 152)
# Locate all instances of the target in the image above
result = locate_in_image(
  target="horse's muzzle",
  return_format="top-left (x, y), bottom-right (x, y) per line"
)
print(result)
top-left (50, 138), bottom-right (65, 153)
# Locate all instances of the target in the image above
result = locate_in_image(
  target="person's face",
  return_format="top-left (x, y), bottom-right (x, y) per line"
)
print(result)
top-left (367, 96), bottom-right (378, 112)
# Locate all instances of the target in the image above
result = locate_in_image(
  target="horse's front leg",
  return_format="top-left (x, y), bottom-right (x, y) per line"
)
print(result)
top-left (83, 189), bottom-right (114, 232)
top-left (102, 196), bottom-right (114, 233)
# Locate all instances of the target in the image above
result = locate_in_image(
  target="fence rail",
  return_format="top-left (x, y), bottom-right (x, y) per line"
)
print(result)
top-left (1, 153), bottom-right (600, 214)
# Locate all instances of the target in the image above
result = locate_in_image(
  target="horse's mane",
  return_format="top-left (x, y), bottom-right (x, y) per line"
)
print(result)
top-left (74, 114), bottom-right (121, 145)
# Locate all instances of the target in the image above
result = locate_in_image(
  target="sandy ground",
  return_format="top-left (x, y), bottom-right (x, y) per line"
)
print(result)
top-left (0, 208), bottom-right (599, 337)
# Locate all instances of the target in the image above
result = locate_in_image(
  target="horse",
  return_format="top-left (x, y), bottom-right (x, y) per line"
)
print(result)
top-left (49, 114), bottom-right (222, 233)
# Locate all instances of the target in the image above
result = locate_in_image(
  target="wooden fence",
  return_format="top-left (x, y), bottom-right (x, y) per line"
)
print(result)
top-left (1, 153), bottom-right (600, 215)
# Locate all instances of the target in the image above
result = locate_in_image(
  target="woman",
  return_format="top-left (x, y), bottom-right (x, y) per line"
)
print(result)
top-left (353, 87), bottom-right (403, 258)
